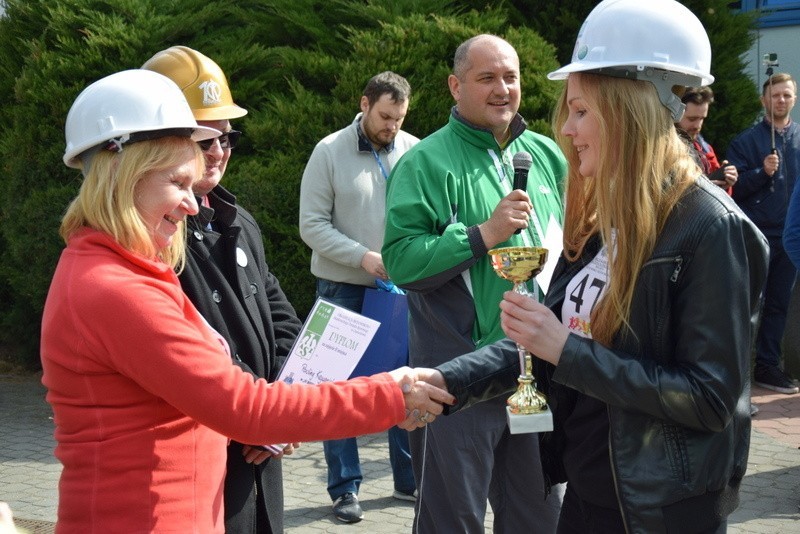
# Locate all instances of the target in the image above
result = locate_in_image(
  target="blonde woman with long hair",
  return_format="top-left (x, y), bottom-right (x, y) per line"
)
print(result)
top-left (423, 1), bottom-right (769, 531)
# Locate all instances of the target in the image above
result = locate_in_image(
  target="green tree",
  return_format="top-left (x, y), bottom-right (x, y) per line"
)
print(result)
top-left (0, 0), bottom-right (560, 368)
top-left (0, 0), bottom-right (766, 369)
top-left (683, 0), bottom-right (761, 155)
top-left (515, 0), bottom-right (761, 154)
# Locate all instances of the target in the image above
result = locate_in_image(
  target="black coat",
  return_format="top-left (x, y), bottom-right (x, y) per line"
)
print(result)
top-left (179, 185), bottom-right (303, 534)
top-left (437, 179), bottom-right (769, 533)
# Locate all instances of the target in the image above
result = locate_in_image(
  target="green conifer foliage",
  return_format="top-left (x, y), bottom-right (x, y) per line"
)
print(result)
top-left (0, 0), bottom-right (760, 368)
top-left (682, 0), bottom-right (761, 155)
top-left (227, 11), bottom-right (560, 316)
top-left (512, 0), bottom-right (761, 155)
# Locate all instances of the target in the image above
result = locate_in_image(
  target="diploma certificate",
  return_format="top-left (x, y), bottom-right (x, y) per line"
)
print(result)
top-left (262, 297), bottom-right (381, 453)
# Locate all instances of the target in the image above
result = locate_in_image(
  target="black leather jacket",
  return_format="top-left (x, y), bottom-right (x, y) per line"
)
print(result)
top-left (436, 179), bottom-right (769, 533)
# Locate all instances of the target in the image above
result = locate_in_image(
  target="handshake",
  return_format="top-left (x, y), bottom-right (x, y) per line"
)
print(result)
top-left (388, 367), bottom-right (453, 430)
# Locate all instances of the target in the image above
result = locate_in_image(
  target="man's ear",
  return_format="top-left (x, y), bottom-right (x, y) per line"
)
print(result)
top-left (448, 74), bottom-right (460, 101)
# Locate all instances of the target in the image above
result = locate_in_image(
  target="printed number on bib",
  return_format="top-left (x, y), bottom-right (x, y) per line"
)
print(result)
top-left (569, 274), bottom-right (606, 315)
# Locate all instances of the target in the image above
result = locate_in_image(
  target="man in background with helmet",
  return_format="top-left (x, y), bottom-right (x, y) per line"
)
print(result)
top-left (142, 46), bottom-right (303, 534)
top-left (728, 73), bottom-right (800, 395)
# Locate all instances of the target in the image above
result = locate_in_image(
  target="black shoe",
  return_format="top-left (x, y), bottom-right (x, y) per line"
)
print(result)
top-left (754, 365), bottom-right (800, 395)
top-left (332, 492), bottom-right (363, 523)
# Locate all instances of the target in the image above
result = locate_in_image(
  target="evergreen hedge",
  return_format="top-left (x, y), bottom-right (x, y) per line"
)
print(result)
top-left (0, 0), bottom-right (760, 369)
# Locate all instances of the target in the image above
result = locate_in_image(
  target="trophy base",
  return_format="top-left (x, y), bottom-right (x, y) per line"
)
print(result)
top-left (506, 405), bottom-right (553, 434)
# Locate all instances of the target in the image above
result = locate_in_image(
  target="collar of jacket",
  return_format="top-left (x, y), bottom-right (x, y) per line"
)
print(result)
top-left (449, 106), bottom-right (528, 150)
top-left (195, 185), bottom-right (238, 230)
top-left (354, 112), bottom-right (396, 153)
top-left (760, 116), bottom-right (796, 137)
top-left (72, 226), bottom-right (175, 276)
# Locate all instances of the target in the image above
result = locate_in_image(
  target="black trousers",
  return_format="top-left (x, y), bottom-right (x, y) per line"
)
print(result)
top-left (557, 483), bottom-right (727, 534)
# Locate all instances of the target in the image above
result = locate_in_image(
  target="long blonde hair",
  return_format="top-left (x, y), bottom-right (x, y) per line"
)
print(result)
top-left (553, 73), bottom-right (699, 344)
top-left (60, 136), bottom-right (204, 271)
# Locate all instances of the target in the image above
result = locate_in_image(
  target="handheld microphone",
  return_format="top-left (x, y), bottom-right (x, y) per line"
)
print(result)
top-left (512, 152), bottom-right (532, 234)
top-left (512, 151), bottom-right (532, 191)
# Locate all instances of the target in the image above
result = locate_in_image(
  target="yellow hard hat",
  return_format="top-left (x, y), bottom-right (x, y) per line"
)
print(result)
top-left (142, 46), bottom-right (247, 121)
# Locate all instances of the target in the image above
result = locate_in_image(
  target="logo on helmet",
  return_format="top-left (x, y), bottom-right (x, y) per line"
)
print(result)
top-left (199, 79), bottom-right (222, 106)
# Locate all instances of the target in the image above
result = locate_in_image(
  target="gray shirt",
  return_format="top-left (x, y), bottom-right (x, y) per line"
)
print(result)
top-left (299, 114), bottom-right (419, 286)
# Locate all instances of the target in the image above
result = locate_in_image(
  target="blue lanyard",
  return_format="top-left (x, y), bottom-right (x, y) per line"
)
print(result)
top-left (370, 147), bottom-right (390, 180)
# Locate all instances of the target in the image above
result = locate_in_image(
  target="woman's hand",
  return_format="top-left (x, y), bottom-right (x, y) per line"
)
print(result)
top-left (388, 367), bottom-right (455, 429)
top-left (500, 291), bottom-right (569, 366)
top-left (412, 368), bottom-right (447, 391)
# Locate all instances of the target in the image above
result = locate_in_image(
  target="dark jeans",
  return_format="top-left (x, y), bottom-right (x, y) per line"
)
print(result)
top-left (756, 236), bottom-right (797, 369)
top-left (316, 279), bottom-right (415, 500)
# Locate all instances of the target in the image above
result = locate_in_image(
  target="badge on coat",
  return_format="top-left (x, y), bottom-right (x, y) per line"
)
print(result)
top-left (236, 247), bottom-right (248, 267)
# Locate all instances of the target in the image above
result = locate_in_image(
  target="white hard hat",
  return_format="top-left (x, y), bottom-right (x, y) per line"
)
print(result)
top-left (63, 69), bottom-right (220, 169)
top-left (548, 0), bottom-right (714, 121)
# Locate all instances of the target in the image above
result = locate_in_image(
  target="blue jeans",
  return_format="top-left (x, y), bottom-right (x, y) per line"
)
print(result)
top-left (316, 279), bottom-right (415, 500)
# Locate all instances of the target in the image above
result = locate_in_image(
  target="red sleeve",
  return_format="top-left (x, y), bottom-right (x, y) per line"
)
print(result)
top-left (74, 264), bottom-right (406, 445)
top-left (704, 143), bottom-right (721, 172)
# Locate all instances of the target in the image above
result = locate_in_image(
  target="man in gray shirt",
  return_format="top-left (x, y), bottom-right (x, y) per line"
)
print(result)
top-left (299, 71), bottom-right (419, 524)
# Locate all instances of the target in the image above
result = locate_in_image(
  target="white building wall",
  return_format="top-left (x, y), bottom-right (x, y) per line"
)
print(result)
top-left (744, 26), bottom-right (800, 123)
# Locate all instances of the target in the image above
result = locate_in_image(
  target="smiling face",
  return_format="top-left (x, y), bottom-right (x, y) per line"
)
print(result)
top-left (561, 75), bottom-right (601, 178)
top-left (134, 143), bottom-right (199, 251)
top-left (194, 119), bottom-right (232, 196)
top-left (448, 36), bottom-right (521, 143)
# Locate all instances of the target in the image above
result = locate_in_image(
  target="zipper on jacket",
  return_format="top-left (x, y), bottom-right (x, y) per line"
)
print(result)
top-left (607, 406), bottom-right (631, 534)
top-left (642, 256), bottom-right (683, 283)
top-left (606, 255), bottom-right (683, 534)
top-left (670, 257), bottom-right (683, 282)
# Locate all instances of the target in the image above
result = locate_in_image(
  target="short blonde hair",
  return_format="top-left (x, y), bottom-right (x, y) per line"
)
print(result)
top-left (60, 136), bottom-right (204, 270)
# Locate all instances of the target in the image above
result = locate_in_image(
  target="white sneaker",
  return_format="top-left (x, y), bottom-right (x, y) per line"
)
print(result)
top-left (392, 489), bottom-right (417, 502)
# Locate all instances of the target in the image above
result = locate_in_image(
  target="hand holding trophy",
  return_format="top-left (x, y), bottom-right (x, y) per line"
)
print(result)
top-left (488, 246), bottom-right (554, 433)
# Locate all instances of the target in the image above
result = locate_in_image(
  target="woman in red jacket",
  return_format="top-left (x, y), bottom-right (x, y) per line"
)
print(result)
top-left (42, 69), bottom-right (452, 533)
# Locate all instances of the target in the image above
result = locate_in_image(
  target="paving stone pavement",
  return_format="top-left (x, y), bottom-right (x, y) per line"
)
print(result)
top-left (1, 373), bottom-right (799, 533)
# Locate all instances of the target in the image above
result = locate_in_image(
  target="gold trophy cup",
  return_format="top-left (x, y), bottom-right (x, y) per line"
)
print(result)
top-left (488, 246), bottom-right (554, 433)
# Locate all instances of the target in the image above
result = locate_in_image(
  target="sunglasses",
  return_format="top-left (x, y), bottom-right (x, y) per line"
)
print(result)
top-left (197, 130), bottom-right (242, 152)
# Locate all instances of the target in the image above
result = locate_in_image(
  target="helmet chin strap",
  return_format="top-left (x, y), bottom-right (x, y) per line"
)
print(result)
top-left (591, 66), bottom-right (702, 122)
top-left (78, 127), bottom-right (198, 177)
top-left (639, 69), bottom-right (700, 122)
top-left (653, 86), bottom-right (685, 123)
